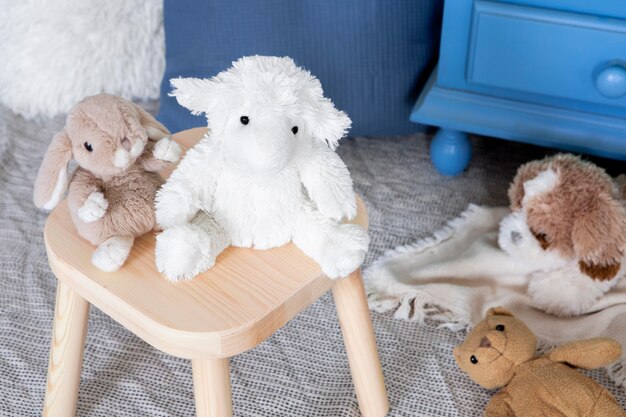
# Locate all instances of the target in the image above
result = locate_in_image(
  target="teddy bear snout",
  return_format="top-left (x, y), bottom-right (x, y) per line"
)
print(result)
top-left (480, 336), bottom-right (491, 348)
top-left (482, 331), bottom-right (507, 353)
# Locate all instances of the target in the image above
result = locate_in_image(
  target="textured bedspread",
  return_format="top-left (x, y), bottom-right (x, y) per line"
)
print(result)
top-left (1, 102), bottom-right (623, 416)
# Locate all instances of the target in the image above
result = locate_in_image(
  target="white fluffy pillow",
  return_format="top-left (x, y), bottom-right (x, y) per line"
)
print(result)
top-left (0, 0), bottom-right (164, 118)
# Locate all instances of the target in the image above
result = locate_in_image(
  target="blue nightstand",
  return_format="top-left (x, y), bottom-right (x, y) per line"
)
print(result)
top-left (411, 0), bottom-right (626, 176)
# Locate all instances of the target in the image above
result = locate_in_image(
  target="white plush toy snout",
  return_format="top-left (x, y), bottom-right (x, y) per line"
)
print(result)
top-left (498, 211), bottom-right (569, 271)
top-left (498, 211), bottom-right (534, 256)
top-left (221, 110), bottom-right (298, 175)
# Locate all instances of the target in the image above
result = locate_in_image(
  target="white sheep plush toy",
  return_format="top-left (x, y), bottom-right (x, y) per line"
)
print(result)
top-left (155, 56), bottom-right (369, 281)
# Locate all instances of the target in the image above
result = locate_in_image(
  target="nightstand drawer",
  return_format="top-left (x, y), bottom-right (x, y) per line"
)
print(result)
top-left (467, 1), bottom-right (626, 108)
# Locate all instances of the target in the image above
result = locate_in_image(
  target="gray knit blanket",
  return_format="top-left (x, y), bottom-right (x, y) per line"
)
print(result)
top-left (1, 102), bottom-right (623, 416)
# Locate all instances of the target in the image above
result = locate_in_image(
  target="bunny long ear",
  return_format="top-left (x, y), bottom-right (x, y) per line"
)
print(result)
top-left (131, 102), bottom-right (170, 141)
top-left (33, 130), bottom-right (72, 210)
top-left (306, 98), bottom-right (351, 150)
top-left (572, 195), bottom-right (626, 281)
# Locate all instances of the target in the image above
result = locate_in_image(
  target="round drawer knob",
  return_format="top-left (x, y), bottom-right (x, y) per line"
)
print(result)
top-left (595, 65), bottom-right (626, 98)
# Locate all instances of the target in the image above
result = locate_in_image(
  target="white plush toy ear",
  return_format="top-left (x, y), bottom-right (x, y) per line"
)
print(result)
top-left (169, 77), bottom-right (218, 117)
top-left (307, 98), bottom-right (351, 150)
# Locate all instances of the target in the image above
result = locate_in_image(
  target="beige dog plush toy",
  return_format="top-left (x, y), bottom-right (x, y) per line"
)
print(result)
top-left (498, 154), bottom-right (626, 316)
top-left (455, 307), bottom-right (625, 416)
top-left (33, 94), bottom-right (181, 271)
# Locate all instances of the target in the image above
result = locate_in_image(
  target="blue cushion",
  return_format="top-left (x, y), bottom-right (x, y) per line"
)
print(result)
top-left (158, 0), bottom-right (443, 137)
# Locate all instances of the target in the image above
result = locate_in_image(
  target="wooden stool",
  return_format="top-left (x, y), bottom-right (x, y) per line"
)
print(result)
top-left (42, 128), bottom-right (389, 417)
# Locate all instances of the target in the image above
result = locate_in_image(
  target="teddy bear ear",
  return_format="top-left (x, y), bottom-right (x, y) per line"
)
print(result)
top-left (572, 194), bottom-right (626, 281)
top-left (169, 77), bottom-right (218, 117)
top-left (486, 307), bottom-right (514, 317)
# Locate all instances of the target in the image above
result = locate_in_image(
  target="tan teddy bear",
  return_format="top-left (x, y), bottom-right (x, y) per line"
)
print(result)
top-left (454, 307), bottom-right (625, 416)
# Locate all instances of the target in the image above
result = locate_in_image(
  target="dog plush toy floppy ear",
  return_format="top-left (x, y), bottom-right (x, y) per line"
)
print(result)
top-left (571, 194), bottom-right (626, 280)
top-left (498, 154), bottom-right (626, 316)
top-left (455, 308), bottom-right (625, 416)
top-left (34, 94), bottom-right (181, 271)
top-left (155, 56), bottom-right (367, 281)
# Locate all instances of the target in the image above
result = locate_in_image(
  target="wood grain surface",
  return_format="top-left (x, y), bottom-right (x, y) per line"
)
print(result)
top-left (43, 281), bottom-right (89, 417)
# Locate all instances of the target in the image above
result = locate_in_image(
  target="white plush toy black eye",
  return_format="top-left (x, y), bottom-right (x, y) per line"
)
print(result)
top-left (291, 126), bottom-right (298, 134)
top-left (240, 116), bottom-right (249, 125)
top-left (84, 142), bottom-right (93, 152)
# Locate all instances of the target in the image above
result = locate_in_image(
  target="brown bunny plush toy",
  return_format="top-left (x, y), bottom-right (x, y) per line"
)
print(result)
top-left (34, 94), bottom-right (181, 271)
top-left (454, 307), bottom-right (625, 416)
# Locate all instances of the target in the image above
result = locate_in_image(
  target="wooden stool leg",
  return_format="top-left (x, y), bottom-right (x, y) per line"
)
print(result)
top-left (192, 358), bottom-right (233, 417)
top-left (333, 269), bottom-right (389, 417)
top-left (43, 281), bottom-right (90, 417)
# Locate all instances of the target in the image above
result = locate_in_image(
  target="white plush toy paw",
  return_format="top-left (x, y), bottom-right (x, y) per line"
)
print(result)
top-left (317, 196), bottom-right (357, 222)
top-left (77, 192), bottom-right (108, 223)
top-left (155, 223), bottom-right (216, 282)
top-left (320, 224), bottom-right (369, 279)
top-left (153, 137), bottom-right (182, 163)
top-left (91, 236), bottom-right (133, 272)
top-left (527, 266), bottom-right (614, 317)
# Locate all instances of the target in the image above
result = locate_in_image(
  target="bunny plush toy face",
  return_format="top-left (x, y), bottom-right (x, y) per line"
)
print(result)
top-left (170, 56), bottom-right (351, 175)
top-left (66, 95), bottom-right (151, 178)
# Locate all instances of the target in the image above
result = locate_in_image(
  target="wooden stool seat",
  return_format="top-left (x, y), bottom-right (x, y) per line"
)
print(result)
top-left (42, 128), bottom-right (388, 417)
top-left (44, 194), bottom-right (368, 359)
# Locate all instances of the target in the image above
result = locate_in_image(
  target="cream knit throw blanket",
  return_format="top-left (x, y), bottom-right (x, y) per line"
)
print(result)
top-left (365, 204), bottom-right (626, 387)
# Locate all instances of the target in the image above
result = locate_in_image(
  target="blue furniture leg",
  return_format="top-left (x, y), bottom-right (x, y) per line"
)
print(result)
top-left (430, 128), bottom-right (472, 176)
